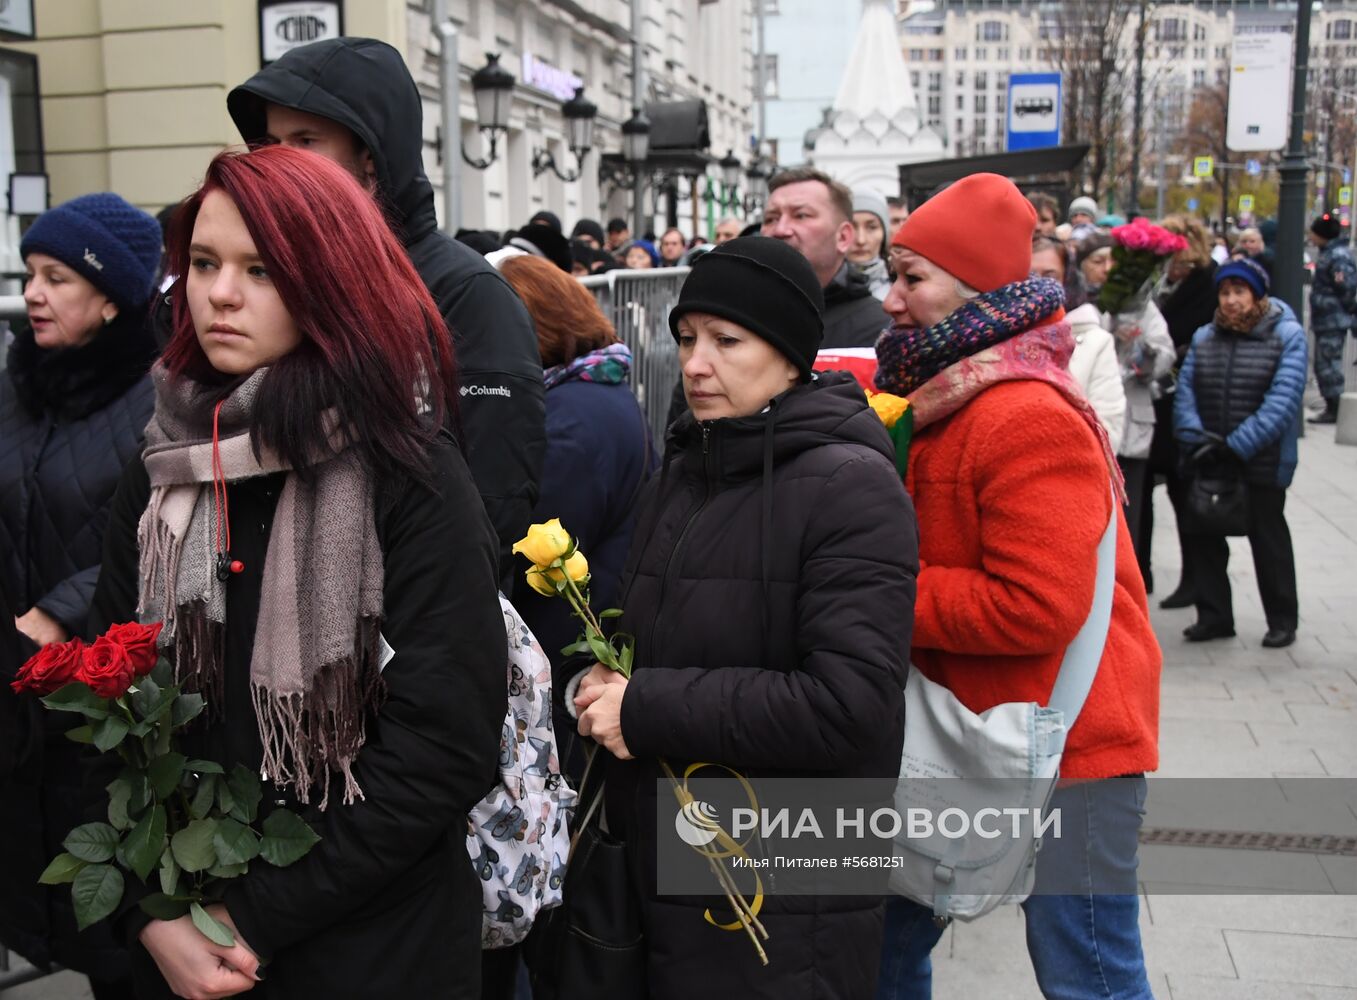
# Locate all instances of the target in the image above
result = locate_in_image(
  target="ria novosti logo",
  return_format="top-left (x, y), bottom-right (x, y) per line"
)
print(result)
top-left (675, 799), bottom-right (722, 848)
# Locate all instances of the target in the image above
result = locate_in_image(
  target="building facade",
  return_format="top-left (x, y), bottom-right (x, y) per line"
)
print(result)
top-left (2, 0), bottom-right (754, 263)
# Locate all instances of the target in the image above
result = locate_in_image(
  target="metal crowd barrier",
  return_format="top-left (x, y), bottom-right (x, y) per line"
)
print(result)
top-left (578, 267), bottom-right (689, 445)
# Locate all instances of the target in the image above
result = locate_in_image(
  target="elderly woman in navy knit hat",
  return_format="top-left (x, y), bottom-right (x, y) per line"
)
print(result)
top-left (0, 192), bottom-right (161, 997)
top-left (1174, 254), bottom-right (1307, 649)
top-left (567, 236), bottom-right (918, 999)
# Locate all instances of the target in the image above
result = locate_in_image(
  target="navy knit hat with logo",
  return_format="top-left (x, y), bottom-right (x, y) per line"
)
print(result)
top-left (20, 192), bottom-right (162, 310)
top-left (668, 236), bottom-right (825, 380)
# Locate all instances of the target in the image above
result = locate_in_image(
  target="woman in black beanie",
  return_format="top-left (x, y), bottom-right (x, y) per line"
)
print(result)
top-left (565, 237), bottom-right (919, 999)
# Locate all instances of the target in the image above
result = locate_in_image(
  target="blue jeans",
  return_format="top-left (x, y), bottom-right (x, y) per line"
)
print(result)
top-left (877, 775), bottom-right (1153, 1000)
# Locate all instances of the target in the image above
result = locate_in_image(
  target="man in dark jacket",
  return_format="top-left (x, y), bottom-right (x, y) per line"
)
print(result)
top-left (761, 166), bottom-right (887, 348)
top-left (227, 37), bottom-right (544, 581)
top-left (1306, 212), bottom-right (1356, 425)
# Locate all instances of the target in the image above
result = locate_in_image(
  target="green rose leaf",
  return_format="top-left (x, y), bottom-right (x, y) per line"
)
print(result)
top-left (63, 823), bottom-right (119, 863)
top-left (206, 860), bottom-right (249, 878)
top-left (189, 774), bottom-right (218, 820)
top-left (159, 847), bottom-right (180, 897)
top-left (170, 818), bottom-right (218, 873)
top-left (41, 683), bottom-right (110, 720)
top-left (126, 773), bottom-right (151, 816)
top-left (129, 675), bottom-right (161, 718)
top-left (106, 778), bottom-right (133, 831)
top-left (71, 864), bottom-right (124, 930)
top-left (559, 639), bottom-right (592, 658)
top-left (597, 608), bottom-right (624, 619)
top-left (65, 724), bottom-right (95, 745)
top-left (227, 766), bottom-right (262, 824)
top-left (216, 780), bottom-right (235, 816)
top-left (258, 810), bottom-right (320, 867)
top-left (147, 751), bottom-right (186, 800)
top-left (38, 852), bottom-right (87, 885)
top-left (184, 759), bottom-right (224, 775)
top-left (149, 658), bottom-right (173, 687)
top-left (619, 642), bottom-right (634, 677)
top-left (212, 817), bottom-right (261, 867)
top-left (138, 892), bottom-right (191, 922)
top-left (586, 634), bottom-right (612, 665)
top-left (189, 901), bottom-right (235, 947)
top-left (123, 805), bottom-right (167, 882)
top-left (171, 693), bottom-right (206, 729)
top-left (92, 715), bottom-right (131, 753)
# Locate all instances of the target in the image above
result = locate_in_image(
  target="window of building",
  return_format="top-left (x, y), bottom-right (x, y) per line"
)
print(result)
top-left (930, 48), bottom-right (944, 62)
top-left (997, 92), bottom-right (1006, 114)
top-left (1346, 66), bottom-right (1357, 87)
top-left (1157, 17), bottom-right (1186, 43)
top-left (976, 93), bottom-right (987, 113)
top-left (997, 47), bottom-right (1009, 61)
top-left (1020, 46), bottom-right (1032, 61)
top-left (957, 93), bottom-right (965, 110)
top-left (997, 71), bottom-right (1008, 89)
top-left (1169, 45), bottom-right (1185, 59)
top-left (929, 71), bottom-right (942, 91)
top-left (911, 71), bottom-right (921, 90)
top-left (1194, 46), bottom-right (1205, 60)
top-left (955, 70), bottom-right (965, 87)
top-left (1216, 67), bottom-right (1228, 86)
top-left (955, 117), bottom-right (964, 139)
top-left (1193, 23), bottom-right (1206, 42)
top-left (928, 94), bottom-right (941, 116)
top-left (756, 53), bottom-right (778, 98)
top-left (1216, 45), bottom-right (1228, 59)
top-left (1192, 69), bottom-right (1205, 87)
top-left (909, 48), bottom-right (925, 62)
top-left (974, 71), bottom-right (987, 89)
top-left (1332, 20), bottom-right (1353, 41)
top-left (955, 46), bottom-right (967, 60)
top-left (976, 118), bottom-right (987, 137)
top-left (975, 47), bottom-right (988, 60)
top-left (977, 20), bottom-right (1008, 43)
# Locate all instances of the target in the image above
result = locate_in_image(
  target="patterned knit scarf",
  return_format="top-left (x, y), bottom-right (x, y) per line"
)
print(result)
top-left (890, 322), bottom-right (1127, 505)
top-left (874, 277), bottom-right (1067, 396)
top-left (138, 362), bottom-right (384, 808)
top-left (1213, 296), bottom-right (1270, 336)
top-left (542, 342), bottom-right (632, 389)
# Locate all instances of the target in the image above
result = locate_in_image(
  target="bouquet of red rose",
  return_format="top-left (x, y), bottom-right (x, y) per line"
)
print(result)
top-left (12, 621), bottom-right (318, 945)
top-left (1096, 217), bottom-right (1189, 315)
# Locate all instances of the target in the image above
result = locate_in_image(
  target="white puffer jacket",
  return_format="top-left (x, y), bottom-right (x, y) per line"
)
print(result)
top-left (1101, 299), bottom-right (1175, 460)
top-left (1065, 303), bottom-right (1127, 454)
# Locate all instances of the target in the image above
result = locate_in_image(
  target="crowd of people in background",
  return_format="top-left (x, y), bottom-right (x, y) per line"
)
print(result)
top-left (1, 28), bottom-right (1353, 1000)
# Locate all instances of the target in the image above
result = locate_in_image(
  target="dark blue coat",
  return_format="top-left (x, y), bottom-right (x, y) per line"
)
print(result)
top-left (510, 377), bottom-right (654, 688)
top-left (1174, 299), bottom-right (1307, 488)
top-left (0, 315), bottom-right (156, 980)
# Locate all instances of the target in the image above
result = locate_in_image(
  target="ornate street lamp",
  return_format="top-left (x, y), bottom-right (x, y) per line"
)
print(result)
top-left (622, 109), bottom-right (651, 167)
top-left (532, 87), bottom-right (599, 181)
top-left (463, 53), bottom-right (515, 170)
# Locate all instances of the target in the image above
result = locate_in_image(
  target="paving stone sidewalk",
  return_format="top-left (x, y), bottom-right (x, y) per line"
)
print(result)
top-left (926, 427), bottom-right (1357, 999)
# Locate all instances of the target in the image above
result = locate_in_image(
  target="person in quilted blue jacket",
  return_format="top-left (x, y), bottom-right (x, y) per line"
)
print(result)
top-left (1174, 256), bottom-right (1308, 649)
top-left (0, 192), bottom-right (162, 997)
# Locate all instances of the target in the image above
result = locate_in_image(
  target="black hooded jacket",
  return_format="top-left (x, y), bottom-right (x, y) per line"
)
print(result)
top-left (821, 261), bottom-right (888, 349)
top-left (607, 371), bottom-right (918, 998)
top-left (228, 37), bottom-right (544, 582)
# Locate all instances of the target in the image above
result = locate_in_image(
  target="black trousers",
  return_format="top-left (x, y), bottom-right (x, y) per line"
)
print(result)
top-left (1184, 484), bottom-right (1298, 632)
top-left (1118, 456), bottom-right (1152, 589)
top-left (1156, 468), bottom-right (1197, 596)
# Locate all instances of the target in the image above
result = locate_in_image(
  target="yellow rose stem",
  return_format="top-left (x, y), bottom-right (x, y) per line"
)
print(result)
top-left (658, 759), bottom-right (770, 964)
top-left (558, 569), bottom-right (628, 677)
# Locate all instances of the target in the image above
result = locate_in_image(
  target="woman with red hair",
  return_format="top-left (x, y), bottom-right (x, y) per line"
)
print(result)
top-left (90, 145), bottom-right (506, 999)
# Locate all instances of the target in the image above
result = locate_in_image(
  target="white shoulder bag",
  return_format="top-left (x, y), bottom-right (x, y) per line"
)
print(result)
top-left (888, 501), bottom-right (1118, 923)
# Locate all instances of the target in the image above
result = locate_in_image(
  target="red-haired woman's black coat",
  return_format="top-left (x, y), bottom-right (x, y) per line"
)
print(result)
top-left (90, 434), bottom-right (506, 999)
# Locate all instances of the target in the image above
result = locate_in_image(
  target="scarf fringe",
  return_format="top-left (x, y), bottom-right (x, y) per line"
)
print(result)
top-left (251, 616), bottom-right (386, 809)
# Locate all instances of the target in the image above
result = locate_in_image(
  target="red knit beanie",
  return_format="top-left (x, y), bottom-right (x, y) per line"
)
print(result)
top-left (891, 173), bottom-right (1036, 292)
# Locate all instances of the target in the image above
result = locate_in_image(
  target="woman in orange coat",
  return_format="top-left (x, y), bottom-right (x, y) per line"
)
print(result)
top-left (872, 175), bottom-right (1161, 1000)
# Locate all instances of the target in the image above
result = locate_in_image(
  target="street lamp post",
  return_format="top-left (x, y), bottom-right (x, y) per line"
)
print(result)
top-left (622, 110), bottom-right (651, 237)
top-left (531, 87), bottom-right (599, 181)
top-left (1274, 0), bottom-right (1313, 316)
top-left (462, 53), bottom-right (514, 170)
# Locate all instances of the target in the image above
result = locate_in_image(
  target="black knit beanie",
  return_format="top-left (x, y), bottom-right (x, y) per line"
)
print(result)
top-left (1311, 213), bottom-right (1342, 241)
top-left (668, 236), bottom-right (825, 379)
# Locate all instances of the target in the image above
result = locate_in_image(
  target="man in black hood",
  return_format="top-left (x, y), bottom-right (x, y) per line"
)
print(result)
top-left (227, 37), bottom-right (544, 583)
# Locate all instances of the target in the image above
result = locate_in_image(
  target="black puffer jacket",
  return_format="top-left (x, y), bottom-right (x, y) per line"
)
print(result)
top-left (228, 37), bottom-right (545, 584)
top-left (90, 433), bottom-right (505, 999)
top-left (610, 372), bottom-right (918, 999)
top-left (0, 315), bottom-right (156, 981)
top-left (822, 262), bottom-right (888, 349)
top-left (1151, 262), bottom-right (1217, 473)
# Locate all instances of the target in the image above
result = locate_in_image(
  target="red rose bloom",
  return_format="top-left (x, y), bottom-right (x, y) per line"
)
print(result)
top-left (80, 638), bottom-right (136, 700)
top-left (100, 621), bottom-right (163, 676)
top-left (11, 638), bottom-right (86, 696)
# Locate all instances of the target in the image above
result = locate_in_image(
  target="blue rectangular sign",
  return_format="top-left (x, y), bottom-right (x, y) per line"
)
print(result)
top-left (1007, 72), bottom-right (1062, 152)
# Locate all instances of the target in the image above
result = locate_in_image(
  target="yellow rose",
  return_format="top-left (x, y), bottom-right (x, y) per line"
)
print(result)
top-left (867, 391), bottom-right (910, 430)
top-left (546, 550), bottom-right (589, 585)
top-left (525, 566), bottom-right (559, 597)
top-left (512, 518), bottom-right (572, 568)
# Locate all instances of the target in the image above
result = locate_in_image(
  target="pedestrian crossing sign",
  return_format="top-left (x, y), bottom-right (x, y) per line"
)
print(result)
top-left (1238, 194), bottom-right (1254, 213)
top-left (1193, 156), bottom-right (1214, 178)
top-left (1340, 187), bottom-right (1353, 206)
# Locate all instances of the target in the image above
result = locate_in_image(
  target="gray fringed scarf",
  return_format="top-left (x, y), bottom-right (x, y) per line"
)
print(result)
top-left (138, 362), bottom-right (384, 808)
